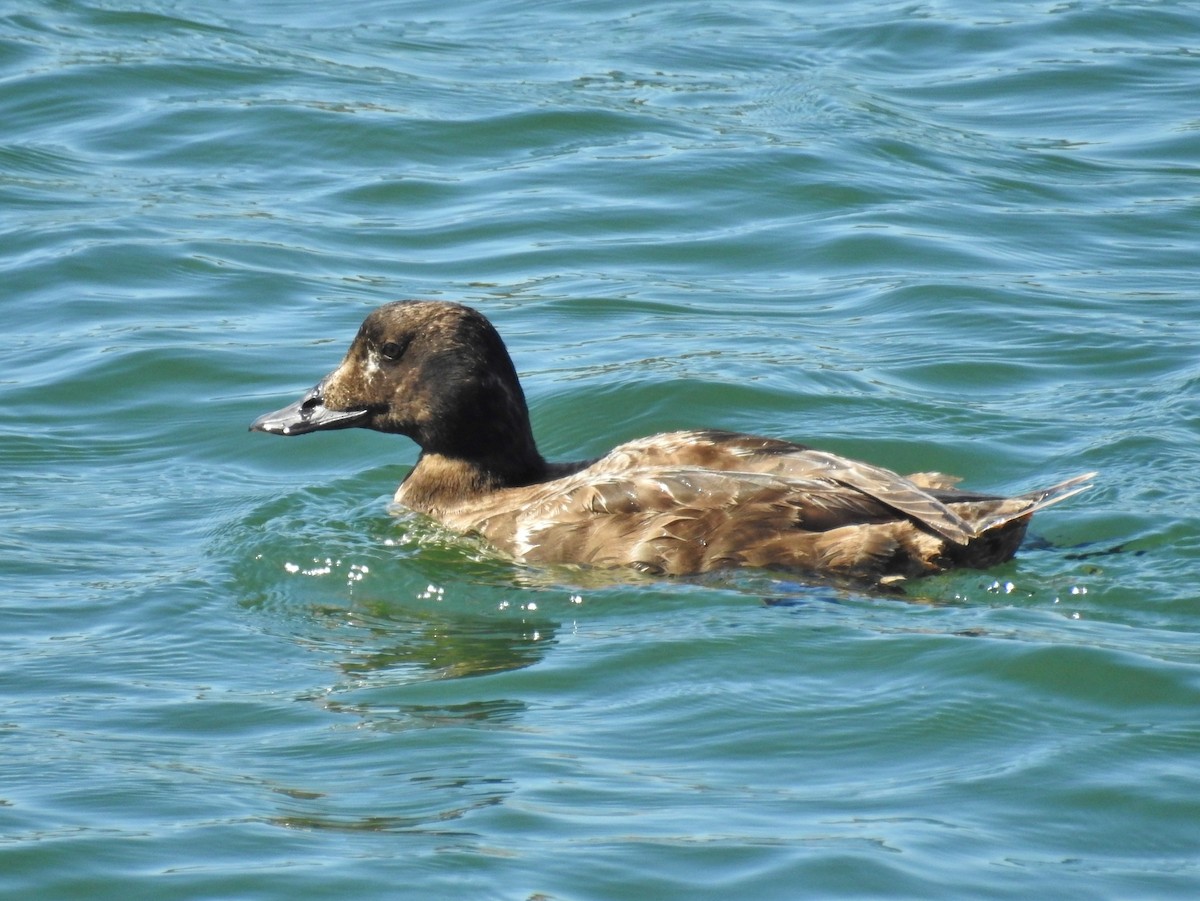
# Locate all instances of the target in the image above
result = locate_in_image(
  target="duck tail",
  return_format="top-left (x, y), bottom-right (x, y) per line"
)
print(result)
top-left (972, 471), bottom-right (1097, 536)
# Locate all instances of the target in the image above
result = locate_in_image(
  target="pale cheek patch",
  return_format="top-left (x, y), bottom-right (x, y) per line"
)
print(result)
top-left (361, 351), bottom-right (382, 383)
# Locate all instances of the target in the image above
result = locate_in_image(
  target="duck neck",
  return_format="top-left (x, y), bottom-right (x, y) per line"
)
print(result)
top-left (396, 445), bottom-right (549, 515)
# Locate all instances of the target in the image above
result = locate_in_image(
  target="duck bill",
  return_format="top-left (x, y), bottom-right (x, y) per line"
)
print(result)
top-left (249, 379), bottom-right (369, 436)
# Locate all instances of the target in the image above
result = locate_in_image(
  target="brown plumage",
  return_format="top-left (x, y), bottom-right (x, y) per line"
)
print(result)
top-left (250, 301), bottom-right (1094, 585)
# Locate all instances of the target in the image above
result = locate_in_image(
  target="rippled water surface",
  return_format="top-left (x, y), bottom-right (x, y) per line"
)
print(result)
top-left (3, 1), bottom-right (1199, 898)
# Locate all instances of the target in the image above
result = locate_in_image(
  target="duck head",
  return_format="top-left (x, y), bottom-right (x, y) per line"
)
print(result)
top-left (250, 301), bottom-right (542, 471)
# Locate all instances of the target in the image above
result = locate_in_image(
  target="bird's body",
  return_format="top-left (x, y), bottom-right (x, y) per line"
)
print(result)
top-left (251, 301), bottom-right (1093, 585)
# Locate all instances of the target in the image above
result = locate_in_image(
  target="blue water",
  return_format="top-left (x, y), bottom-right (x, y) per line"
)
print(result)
top-left (3, 1), bottom-right (1200, 898)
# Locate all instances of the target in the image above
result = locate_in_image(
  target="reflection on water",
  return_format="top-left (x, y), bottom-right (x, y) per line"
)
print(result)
top-left (266, 780), bottom-right (508, 835)
top-left (322, 697), bottom-right (528, 732)
top-left (335, 619), bottom-right (553, 681)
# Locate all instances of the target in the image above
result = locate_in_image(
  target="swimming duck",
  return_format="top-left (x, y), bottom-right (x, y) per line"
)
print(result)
top-left (251, 301), bottom-right (1094, 585)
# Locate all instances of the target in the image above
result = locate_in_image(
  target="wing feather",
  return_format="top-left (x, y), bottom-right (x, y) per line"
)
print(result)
top-left (436, 430), bottom-right (1093, 578)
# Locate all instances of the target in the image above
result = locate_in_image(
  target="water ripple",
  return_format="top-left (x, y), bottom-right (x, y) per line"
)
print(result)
top-left (4, 1), bottom-right (1200, 898)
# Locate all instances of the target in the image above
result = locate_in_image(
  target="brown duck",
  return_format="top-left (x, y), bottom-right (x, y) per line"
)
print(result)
top-left (251, 301), bottom-right (1094, 585)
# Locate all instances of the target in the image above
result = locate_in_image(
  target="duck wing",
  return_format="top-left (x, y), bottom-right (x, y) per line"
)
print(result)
top-left (465, 465), bottom-right (913, 575)
top-left (581, 430), bottom-right (979, 544)
top-left (442, 431), bottom-right (1095, 579)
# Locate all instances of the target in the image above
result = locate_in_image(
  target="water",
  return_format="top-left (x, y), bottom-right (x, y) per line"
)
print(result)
top-left (3, 0), bottom-right (1199, 897)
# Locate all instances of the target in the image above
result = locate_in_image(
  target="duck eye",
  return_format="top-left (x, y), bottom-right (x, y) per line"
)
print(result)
top-left (380, 340), bottom-right (407, 361)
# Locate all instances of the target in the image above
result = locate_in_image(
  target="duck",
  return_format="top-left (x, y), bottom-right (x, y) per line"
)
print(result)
top-left (250, 300), bottom-right (1094, 585)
